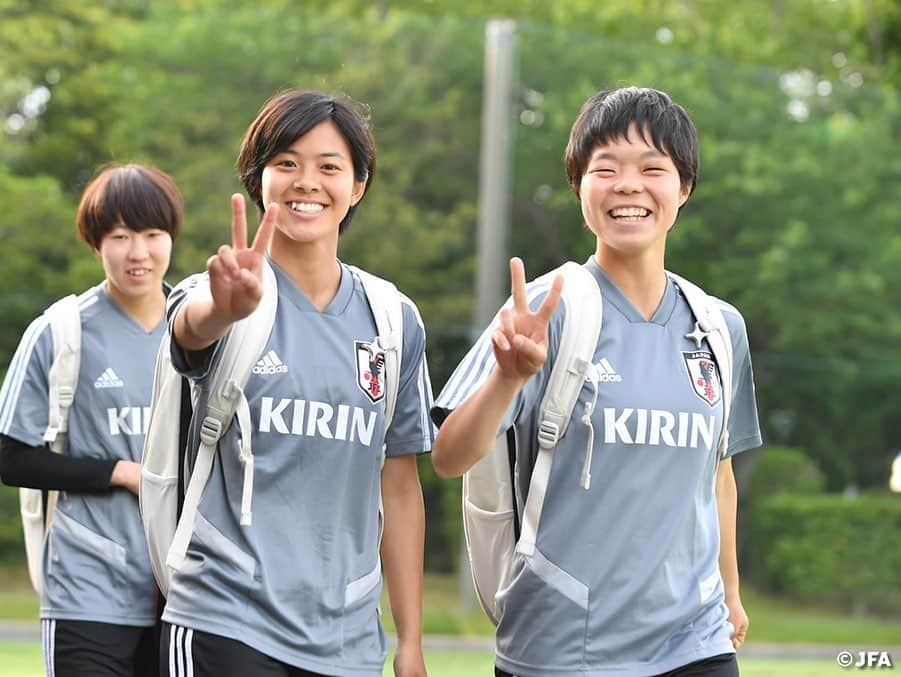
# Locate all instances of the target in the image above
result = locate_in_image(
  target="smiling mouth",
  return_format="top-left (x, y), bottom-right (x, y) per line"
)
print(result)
top-left (288, 201), bottom-right (325, 215)
top-left (126, 268), bottom-right (151, 277)
top-left (609, 207), bottom-right (650, 220)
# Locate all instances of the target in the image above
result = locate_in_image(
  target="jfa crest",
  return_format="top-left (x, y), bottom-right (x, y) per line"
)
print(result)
top-left (355, 340), bottom-right (386, 403)
top-left (682, 351), bottom-right (721, 407)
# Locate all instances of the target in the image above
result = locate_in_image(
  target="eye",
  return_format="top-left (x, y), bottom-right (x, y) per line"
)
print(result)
top-left (644, 167), bottom-right (666, 174)
top-left (321, 162), bottom-right (340, 172)
top-left (274, 158), bottom-right (296, 168)
top-left (589, 167), bottom-right (615, 176)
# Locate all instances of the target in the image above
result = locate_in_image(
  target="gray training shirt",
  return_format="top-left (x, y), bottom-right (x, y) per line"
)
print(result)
top-left (0, 283), bottom-right (162, 626)
top-left (434, 257), bottom-right (762, 677)
top-left (163, 259), bottom-right (435, 676)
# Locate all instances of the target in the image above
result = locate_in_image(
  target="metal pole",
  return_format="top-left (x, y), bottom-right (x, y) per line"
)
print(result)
top-left (475, 18), bottom-right (517, 330)
top-left (460, 17), bottom-right (518, 614)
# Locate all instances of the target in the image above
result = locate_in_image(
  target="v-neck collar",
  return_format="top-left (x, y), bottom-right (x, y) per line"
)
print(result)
top-left (268, 257), bottom-right (354, 316)
top-left (584, 256), bottom-right (677, 326)
top-left (99, 282), bottom-right (167, 335)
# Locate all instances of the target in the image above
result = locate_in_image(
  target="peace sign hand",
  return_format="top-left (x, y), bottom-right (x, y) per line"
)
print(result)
top-left (491, 257), bottom-right (564, 382)
top-left (207, 194), bottom-right (278, 323)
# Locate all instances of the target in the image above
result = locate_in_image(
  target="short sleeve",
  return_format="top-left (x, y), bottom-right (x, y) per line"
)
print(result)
top-left (384, 296), bottom-right (437, 457)
top-left (431, 280), bottom-right (561, 434)
top-left (166, 272), bottom-right (221, 380)
top-left (0, 315), bottom-right (54, 446)
top-left (720, 304), bottom-right (763, 457)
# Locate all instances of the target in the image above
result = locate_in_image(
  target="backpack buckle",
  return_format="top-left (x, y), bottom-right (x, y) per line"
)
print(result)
top-left (537, 420), bottom-right (560, 449)
top-left (57, 386), bottom-right (74, 408)
top-left (199, 416), bottom-right (222, 447)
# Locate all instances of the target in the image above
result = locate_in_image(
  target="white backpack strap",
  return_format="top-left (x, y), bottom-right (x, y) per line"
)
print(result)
top-left (517, 262), bottom-right (602, 558)
top-left (667, 272), bottom-right (733, 459)
top-left (349, 267), bottom-right (403, 441)
top-left (348, 266), bottom-right (404, 559)
top-left (43, 295), bottom-right (81, 451)
top-left (22, 294), bottom-right (81, 593)
top-left (166, 260), bottom-right (278, 572)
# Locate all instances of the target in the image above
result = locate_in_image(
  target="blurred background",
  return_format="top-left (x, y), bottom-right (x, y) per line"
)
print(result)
top-left (1, 0), bottom-right (900, 672)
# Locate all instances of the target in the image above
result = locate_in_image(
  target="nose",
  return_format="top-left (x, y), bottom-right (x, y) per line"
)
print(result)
top-left (128, 233), bottom-right (150, 259)
top-left (293, 172), bottom-right (320, 193)
top-left (613, 168), bottom-right (643, 194)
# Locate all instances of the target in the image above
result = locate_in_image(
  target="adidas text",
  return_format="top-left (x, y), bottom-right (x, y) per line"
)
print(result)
top-left (591, 358), bottom-right (623, 383)
top-left (259, 397), bottom-right (378, 447)
top-left (253, 350), bottom-right (288, 375)
top-left (95, 368), bottom-right (124, 388)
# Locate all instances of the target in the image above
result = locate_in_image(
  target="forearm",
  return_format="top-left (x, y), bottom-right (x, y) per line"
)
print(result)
top-left (173, 297), bottom-right (232, 352)
top-left (716, 458), bottom-right (740, 600)
top-left (0, 434), bottom-right (116, 492)
top-left (380, 456), bottom-right (425, 647)
top-left (432, 368), bottom-right (525, 478)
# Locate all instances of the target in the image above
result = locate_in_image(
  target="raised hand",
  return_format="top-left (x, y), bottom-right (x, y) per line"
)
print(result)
top-left (491, 257), bottom-right (563, 382)
top-left (207, 194), bottom-right (278, 323)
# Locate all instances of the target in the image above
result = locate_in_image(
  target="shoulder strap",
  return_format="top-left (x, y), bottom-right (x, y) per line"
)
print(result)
top-left (348, 266), bottom-right (404, 440)
top-left (517, 262), bottom-right (603, 557)
top-left (666, 271), bottom-right (733, 458)
top-left (42, 294), bottom-right (81, 452)
top-left (166, 260), bottom-right (278, 571)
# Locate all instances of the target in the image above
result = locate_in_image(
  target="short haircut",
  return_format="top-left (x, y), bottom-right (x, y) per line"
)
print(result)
top-left (76, 163), bottom-right (184, 250)
top-left (564, 87), bottom-right (699, 199)
top-left (236, 89), bottom-right (376, 234)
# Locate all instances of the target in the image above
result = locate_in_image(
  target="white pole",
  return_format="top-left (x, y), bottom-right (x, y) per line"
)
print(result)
top-left (460, 17), bottom-right (518, 614)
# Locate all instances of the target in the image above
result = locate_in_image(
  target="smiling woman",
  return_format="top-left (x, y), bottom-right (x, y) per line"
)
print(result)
top-left (0, 162), bottom-right (184, 676)
top-left (429, 87), bottom-right (762, 677)
top-left (158, 89), bottom-right (434, 677)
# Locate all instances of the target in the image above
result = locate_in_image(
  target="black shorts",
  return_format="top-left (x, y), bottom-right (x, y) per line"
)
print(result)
top-left (42, 618), bottom-right (160, 677)
top-left (160, 623), bottom-right (331, 677)
top-left (495, 653), bottom-right (739, 677)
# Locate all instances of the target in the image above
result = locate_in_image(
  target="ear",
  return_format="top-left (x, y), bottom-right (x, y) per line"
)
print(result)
top-left (678, 184), bottom-right (691, 207)
top-left (350, 178), bottom-right (366, 207)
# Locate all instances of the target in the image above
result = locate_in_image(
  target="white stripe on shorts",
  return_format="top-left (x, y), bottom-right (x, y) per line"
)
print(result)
top-left (41, 619), bottom-right (56, 677)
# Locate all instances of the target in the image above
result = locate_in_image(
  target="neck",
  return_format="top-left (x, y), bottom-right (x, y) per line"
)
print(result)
top-left (595, 247), bottom-right (667, 320)
top-left (106, 284), bottom-right (166, 331)
top-left (269, 234), bottom-right (341, 311)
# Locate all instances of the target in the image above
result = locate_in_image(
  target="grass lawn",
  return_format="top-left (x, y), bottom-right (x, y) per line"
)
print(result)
top-left (0, 568), bottom-right (897, 676)
top-left (379, 573), bottom-right (901, 645)
top-left (0, 643), bottom-right (863, 677)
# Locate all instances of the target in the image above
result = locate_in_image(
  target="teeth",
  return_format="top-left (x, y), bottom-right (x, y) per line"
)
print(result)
top-left (128, 269), bottom-right (149, 276)
top-left (611, 207), bottom-right (649, 218)
top-left (290, 202), bottom-right (324, 214)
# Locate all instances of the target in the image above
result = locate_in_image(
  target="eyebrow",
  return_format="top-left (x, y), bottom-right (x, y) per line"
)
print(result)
top-left (279, 149), bottom-right (346, 160)
top-left (590, 149), bottom-right (667, 162)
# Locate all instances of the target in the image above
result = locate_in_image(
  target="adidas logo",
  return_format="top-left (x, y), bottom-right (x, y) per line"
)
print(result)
top-left (593, 358), bottom-right (623, 383)
top-left (253, 350), bottom-right (289, 375)
top-left (94, 368), bottom-right (124, 389)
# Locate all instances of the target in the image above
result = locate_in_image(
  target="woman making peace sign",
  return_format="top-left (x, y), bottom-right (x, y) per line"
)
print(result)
top-left (432, 87), bottom-right (762, 677)
top-left (161, 90), bottom-right (434, 677)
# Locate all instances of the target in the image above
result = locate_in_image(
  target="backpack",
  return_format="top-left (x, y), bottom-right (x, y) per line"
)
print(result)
top-left (139, 260), bottom-right (404, 598)
top-left (20, 294), bottom-right (82, 593)
top-left (462, 263), bottom-right (734, 625)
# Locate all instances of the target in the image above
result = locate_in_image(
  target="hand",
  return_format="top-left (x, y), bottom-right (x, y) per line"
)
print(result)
top-left (109, 460), bottom-right (141, 495)
top-left (206, 194), bottom-right (277, 324)
top-left (393, 641), bottom-right (426, 677)
top-left (725, 595), bottom-right (749, 649)
top-left (491, 257), bottom-right (563, 382)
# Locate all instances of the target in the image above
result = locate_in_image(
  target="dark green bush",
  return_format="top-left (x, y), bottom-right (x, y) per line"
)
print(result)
top-left (747, 445), bottom-right (826, 499)
top-left (749, 493), bottom-right (901, 614)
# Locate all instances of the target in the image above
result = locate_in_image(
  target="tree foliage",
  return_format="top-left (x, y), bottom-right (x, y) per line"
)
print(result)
top-left (1, 1), bottom-right (899, 572)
